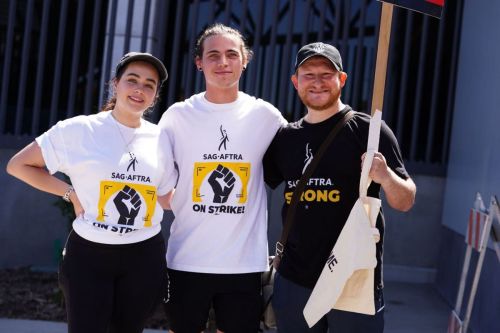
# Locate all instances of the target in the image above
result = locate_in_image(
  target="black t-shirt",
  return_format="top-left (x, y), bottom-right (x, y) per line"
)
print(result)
top-left (263, 106), bottom-right (409, 290)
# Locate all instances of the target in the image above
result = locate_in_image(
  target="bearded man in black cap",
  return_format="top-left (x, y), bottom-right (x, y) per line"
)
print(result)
top-left (263, 42), bottom-right (416, 332)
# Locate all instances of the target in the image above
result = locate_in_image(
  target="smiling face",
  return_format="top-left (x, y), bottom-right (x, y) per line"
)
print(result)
top-left (196, 33), bottom-right (247, 95)
top-left (113, 61), bottom-right (159, 124)
top-left (291, 56), bottom-right (347, 112)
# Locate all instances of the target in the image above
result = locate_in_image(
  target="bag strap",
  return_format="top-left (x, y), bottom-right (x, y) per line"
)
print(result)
top-left (275, 110), bottom-right (355, 258)
top-left (359, 110), bottom-right (382, 198)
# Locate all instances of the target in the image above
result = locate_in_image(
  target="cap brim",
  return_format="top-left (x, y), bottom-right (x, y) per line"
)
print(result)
top-left (295, 54), bottom-right (342, 72)
top-left (118, 55), bottom-right (168, 83)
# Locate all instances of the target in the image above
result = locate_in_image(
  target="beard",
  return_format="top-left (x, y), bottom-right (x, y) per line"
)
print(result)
top-left (298, 89), bottom-right (341, 111)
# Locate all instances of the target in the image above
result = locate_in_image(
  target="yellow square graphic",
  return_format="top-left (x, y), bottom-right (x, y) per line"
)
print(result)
top-left (97, 181), bottom-right (157, 227)
top-left (192, 162), bottom-right (250, 204)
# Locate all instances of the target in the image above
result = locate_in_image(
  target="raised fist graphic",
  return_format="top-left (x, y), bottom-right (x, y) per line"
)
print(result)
top-left (208, 164), bottom-right (236, 203)
top-left (113, 185), bottom-right (142, 225)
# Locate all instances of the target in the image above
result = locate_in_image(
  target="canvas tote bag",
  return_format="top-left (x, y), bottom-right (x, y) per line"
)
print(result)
top-left (303, 110), bottom-right (383, 328)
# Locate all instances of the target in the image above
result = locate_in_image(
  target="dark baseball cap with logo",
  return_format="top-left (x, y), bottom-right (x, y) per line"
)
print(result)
top-left (115, 52), bottom-right (168, 84)
top-left (294, 42), bottom-right (343, 72)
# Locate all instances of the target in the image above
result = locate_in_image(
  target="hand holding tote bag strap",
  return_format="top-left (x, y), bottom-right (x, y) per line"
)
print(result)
top-left (273, 111), bottom-right (355, 269)
top-left (303, 110), bottom-right (383, 328)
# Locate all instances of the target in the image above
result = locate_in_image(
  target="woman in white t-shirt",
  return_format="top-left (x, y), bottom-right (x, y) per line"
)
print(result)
top-left (6, 52), bottom-right (177, 333)
top-left (159, 23), bottom-right (286, 333)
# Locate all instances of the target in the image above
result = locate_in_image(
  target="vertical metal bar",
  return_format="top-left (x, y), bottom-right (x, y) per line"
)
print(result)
top-left (31, 0), bottom-right (52, 135)
top-left (318, 0), bottom-right (327, 42)
top-left (340, 1), bottom-right (352, 105)
top-left (409, 16), bottom-right (429, 160)
top-left (195, 8), bottom-right (204, 95)
top-left (209, 0), bottom-right (216, 22)
top-left (340, 0), bottom-right (351, 57)
top-left (249, 0), bottom-right (264, 96)
top-left (278, 0), bottom-right (295, 115)
top-left (341, 1), bottom-right (353, 104)
top-left (83, 0), bottom-right (103, 115)
top-left (240, 0), bottom-right (248, 34)
top-left (66, 0), bottom-right (86, 118)
top-left (49, 0), bottom-right (69, 126)
top-left (0, 0), bottom-right (17, 133)
top-left (332, 0), bottom-right (342, 46)
top-left (238, 0), bottom-right (249, 96)
top-left (264, 0), bottom-right (279, 103)
top-left (152, 0), bottom-right (170, 60)
top-left (185, 0), bottom-right (200, 97)
top-left (14, 0), bottom-right (35, 135)
top-left (423, 10), bottom-right (445, 162)
top-left (224, 0), bottom-right (231, 25)
top-left (167, 0), bottom-right (185, 107)
top-left (300, 0), bottom-right (312, 46)
top-left (441, 0), bottom-right (464, 164)
top-left (123, 0), bottom-right (135, 53)
top-left (294, 0), bottom-right (312, 113)
top-left (150, 1), bottom-right (172, 122)
top-left (100, 0), bottom-right (118, 108)
top-left (394, 12), bottom-right (414, 142)
top-left (364, 47), bottom-right (375, 107)
top-left (352, 0), bottom-right (367, 109)
top-left (141, 0), bottom-right (152, 52)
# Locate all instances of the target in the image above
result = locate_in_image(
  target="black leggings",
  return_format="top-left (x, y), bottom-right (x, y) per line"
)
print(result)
top-left (58, 231), bottom-right (167, 333)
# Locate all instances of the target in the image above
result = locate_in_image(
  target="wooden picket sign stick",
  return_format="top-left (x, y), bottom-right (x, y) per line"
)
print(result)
top-left (371, 2), bottom-right (394, 115)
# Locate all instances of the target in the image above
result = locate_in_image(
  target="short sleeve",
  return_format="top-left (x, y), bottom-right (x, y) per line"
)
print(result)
top-left (274, 108), bottom-right (288, 128)
top-left (156, 129), bottom-right (178, 196)
top-left (158, 107), bottom-right (176, 145)
top-left (379, 121), bottom-right (409, 180)
top-left (260, 99), bottom-right (287, 133)
top-left (35, 121), bottom-right (68, 175)
top-left (263, 129), bottom-right (284, 189)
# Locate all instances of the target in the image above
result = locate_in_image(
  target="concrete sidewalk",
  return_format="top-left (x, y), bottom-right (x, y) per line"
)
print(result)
top-left (0, 319), bottom-right (163, 333)
top-left (0, 281), bottom-right (450, 333)
top-left (384, 281), bottom-right (450, 333)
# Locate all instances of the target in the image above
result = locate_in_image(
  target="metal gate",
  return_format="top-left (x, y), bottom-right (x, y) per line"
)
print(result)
top-left (0, 0), bottom-right (463, 175)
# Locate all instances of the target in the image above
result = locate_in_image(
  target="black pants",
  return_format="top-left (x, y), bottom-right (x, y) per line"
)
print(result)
top-left (59, 231), bottom-right (168, 333)
top-left (165, 269), bottom-right (262, 333)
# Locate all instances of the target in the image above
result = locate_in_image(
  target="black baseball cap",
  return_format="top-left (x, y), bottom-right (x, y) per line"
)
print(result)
top-left (115, 52), bottom-right (168, 84)
top-left (294, 42), bottom-right (343, 72)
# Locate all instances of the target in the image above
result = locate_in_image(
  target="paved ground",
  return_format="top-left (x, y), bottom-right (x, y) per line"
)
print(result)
top-left (384, 281), bottom-right (450, 333)
top-left (0, 319), bottom-right (164, 333)
top-left (0, 281), bottom-right (451, 333)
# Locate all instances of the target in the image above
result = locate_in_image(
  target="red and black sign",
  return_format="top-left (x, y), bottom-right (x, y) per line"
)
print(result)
top-left (380, 0), bottom-right (445, 18)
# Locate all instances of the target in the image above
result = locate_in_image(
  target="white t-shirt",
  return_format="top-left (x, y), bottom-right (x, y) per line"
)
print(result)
top-left (36, 111), bottom-right (177, 244)
top-left (159, 92), bottom-right (287, 273)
